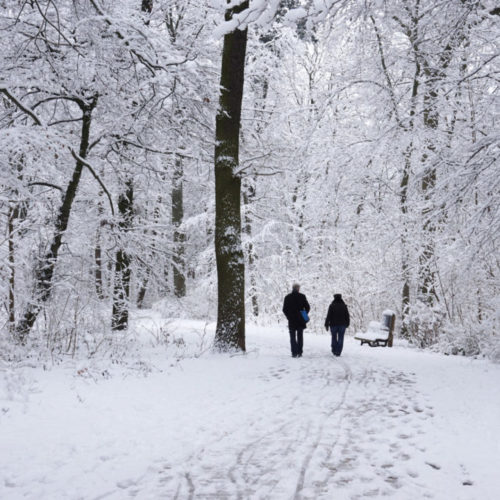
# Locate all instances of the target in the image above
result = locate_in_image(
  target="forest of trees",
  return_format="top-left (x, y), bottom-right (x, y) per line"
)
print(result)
top-left (0, 0), bottom-right (498, 358)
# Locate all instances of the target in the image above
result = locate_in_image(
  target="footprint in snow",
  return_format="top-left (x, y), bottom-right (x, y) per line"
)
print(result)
top-left (460, 464), bottom-right (473, 486)
top-left (385, 475), bottom-right (402, 488)
top-left (359, 487), bottom-right (382, 497)
top-left (117, 479), bottom-right (137, 489)
top-left (425, 462), bottom-right (441, 470)
top-left (397, 433), bottom-right (412, 439)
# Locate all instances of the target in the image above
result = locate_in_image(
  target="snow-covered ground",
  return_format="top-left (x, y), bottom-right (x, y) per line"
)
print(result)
top-left (1, 316), bottom-right (499, 499)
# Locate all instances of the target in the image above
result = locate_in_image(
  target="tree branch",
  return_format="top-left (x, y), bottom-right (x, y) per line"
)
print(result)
top-left (111, 138), bottom-right (197, 159)
top-left (70, 149), bottom-right (115, 215)
top-left (370, 16), bottom-right (403, 128)
top-left (0, 87), bottom-right (44, 126)
top-left (28, 181), bottom-right (62, 191)
top-left (88, 0), bottom-right (191, 75)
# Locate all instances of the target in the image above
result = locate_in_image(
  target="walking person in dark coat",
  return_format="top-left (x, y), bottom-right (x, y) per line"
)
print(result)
top-left (283, 283), bottom-right (310, 357)
top-left (325, 294), bottom-right (350, 357)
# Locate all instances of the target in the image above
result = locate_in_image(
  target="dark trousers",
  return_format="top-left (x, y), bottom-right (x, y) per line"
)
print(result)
top-left (330, 325), bottom-right (346, 356)
top-left (289, 327), bottom-right (304, 357)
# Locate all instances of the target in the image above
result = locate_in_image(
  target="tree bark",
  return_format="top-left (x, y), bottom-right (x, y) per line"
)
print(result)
top-left (214, 1), bottom-right (249, 351)
top-left (172, 154), bottom-right (186, 298)
top-left (94, 240), bottom-right (104, 298)
top-left (136, 278), bottom-right (148, 309)
top-left (135, 0), bottom-right (155, 308)
top-left (400, 61), bottom-right (419, 334)
top-left (7, 206), bottom-right (16, 328)
top-left (418, 65), bottom-right (439, 304)
top-left (372, 12), bottom-right (414, 337)
top-left (400, 149), bottom-right (412, 336)
top-left (15, 97), bottom-right (97, 340)
top-left (243, 181), bottom-right (258, 317)
top-left (141, 0), bottom-right (153, 13)
top-left (94, 200), bottom-right (105, 300)
top-left (415, 4), bottom-right (467, 305)
top-left (112, 179), bottom-right (134, 331)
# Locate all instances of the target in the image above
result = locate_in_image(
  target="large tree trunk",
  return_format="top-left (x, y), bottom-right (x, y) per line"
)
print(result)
top-left (112, 179), bottom-right (134, 331)
top-left (400, 64), bottom-right (419, 336)
top-left (7, 206), bottom-right (16, 328)
top-left (94, 200), bottom-right (105, 300)
top-left (242, 70), bottom-right (269, 319)
top-left (243, 181), bottom-right (258, 317)
top-left (172, 154), bottom-right (186, 298)
top-left (400, 149), bottom-right (412, 337)
top-left (135, 0), bottom-right (155, 309)
top-left (94, 239), bottom-right (104, 298)
top-left (372, 11), bottom-right (418, 339)
top-left (418, 66), bottom-right (439, 304)
top-left (213, 1), bottom-right (249, 351)
top-left (136, 198), bottom-right (162, 308)
top-left (416, 7), bottom-right (465, 306)
top-left (6, 153), bottom-right (25, 331)
top-left (136, 276), bottom-right (148, 309)
top-left (15, 98), bottom-right (97, 340)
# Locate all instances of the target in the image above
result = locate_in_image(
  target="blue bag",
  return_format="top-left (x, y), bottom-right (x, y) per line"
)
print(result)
top-left (301, 310), bottom-right (310, 323)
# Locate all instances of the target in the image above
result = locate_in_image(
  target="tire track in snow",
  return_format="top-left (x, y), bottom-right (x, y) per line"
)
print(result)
top-left (308, 360), bottom-right (432, 498)
top-left (187, 355), bottom-right (355, 499)
top-left (168, 357), bottom-right (307, 499)
top-left (144, 349), bottom-right (425, 499)
top-left (225, 358), bottom-right (317, 498)
top-left (227, 393), bottom-right (301, 499)
top-left (228, 356), bottom-right (349, 499)
top-left (293, 358), bottom-right (353, 499)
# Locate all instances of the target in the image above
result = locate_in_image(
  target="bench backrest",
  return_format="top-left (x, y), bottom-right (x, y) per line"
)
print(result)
top-left (381, 312), bottom-right (396, 347)
top-left (381, 313), bottom-right (392, 330)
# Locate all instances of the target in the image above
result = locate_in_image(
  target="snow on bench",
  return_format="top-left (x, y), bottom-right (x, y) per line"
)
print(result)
top-left (354, 310), bottom-right (396, 347)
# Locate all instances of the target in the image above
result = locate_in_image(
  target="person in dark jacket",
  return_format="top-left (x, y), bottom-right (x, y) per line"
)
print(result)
top-left (325, 293), bottom-right (350, 357)
top-left (283, 283), bottom-right (310, 357)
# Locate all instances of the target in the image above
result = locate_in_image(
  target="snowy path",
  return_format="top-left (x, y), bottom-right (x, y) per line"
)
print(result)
top-left (1, 320), bottom-right (499, 499)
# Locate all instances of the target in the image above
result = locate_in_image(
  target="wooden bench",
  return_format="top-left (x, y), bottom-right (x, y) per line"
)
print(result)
top-left (354, 311), bottom-right (396, 347)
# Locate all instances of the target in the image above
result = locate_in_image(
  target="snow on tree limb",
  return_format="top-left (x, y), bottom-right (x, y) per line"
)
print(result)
top-left (0, 88), bottom-right (45, 126)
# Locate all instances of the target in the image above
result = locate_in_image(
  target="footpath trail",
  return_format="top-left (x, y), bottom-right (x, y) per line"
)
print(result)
top-left (1, 321), bottom-right (499, 500)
